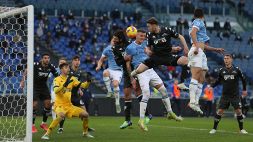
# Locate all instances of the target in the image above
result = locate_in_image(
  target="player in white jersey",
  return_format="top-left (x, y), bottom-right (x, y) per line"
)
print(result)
top-left (125, 29), bottom-right (182, 131)
top-left (188, 9), bottom-right (224, 114)
top-left (96, 37), bottom-right (123, 113)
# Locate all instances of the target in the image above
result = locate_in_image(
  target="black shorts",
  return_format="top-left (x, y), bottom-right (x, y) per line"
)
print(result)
top-left (218, 96), bottom-right (241, 110)
top-left (143, 54), bottom-right (181, 68)
top-left (33, 85), bottom-right (50, 101)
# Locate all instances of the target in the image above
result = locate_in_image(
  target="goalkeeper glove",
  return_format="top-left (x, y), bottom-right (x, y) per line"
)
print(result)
top-left (63, 75), bottom-right (73, 87)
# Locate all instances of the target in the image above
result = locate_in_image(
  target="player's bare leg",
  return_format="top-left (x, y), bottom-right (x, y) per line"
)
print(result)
top-left (103, 70), bottom-right (113, 97)
top-left (112, 80), bottom-right (121, 113)
top-left (130, 63), bottom-right (149, 77)
top-left (189, 67), bottom-right (203, 114)
top-left (32, 101), bottom-right (38, 133)
top-left (40, 99), bottom-right (51, 131)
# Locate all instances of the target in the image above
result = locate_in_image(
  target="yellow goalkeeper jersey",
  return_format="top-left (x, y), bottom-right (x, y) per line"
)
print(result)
top-left (53, 75), bottom-right (90, 106)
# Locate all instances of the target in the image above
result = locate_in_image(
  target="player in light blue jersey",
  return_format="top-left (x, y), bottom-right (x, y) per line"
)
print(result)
top-left (96, 37), bottom-right (123, 113)
top-left (125, 29), bottom-right (182, 131)
top-left (188, 8), bottom-right (224, 114)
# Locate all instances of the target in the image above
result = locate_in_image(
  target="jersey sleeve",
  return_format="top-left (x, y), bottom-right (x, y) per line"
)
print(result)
top-left (146, 32), bottom-right (153, 47)
top-left (192, 20), bottom-right (202, 30)
top-left (125, 45), bottom-right (135, 57)
top-left (53, 77), bottom-right (64, 94)
top-left (50, 64), bottom-right (59, 77)
top-left (102, 47), bottom-right (109, 57)
top-left (212, 68), bottom-right (222, 88)
top-left (165, 27), bottom-right (179, 38)
top-left (236, 67), bottom-right (247, 91)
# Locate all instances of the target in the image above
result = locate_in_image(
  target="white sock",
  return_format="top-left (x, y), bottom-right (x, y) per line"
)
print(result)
top-left (114, 86), bottom-right (120, 105)
top-left (52, 107), bottom-right (56, 120)
top-left (140, 102), bottom-right (147, 119)
top-left (195, 83), bottom-right (203, 105)
top-left (158, 86), bottom-right (172, 113)
top-left (189, 78), bottom-right (198, 104)
top-left (103, 76), bottom-right (112, 93)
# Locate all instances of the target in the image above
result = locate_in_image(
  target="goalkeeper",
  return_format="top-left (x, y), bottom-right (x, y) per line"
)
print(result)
top-left (41, 63), bottom-right (94, 140)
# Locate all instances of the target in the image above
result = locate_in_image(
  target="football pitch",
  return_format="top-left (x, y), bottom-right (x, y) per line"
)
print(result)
top-left (33, 116), bottom-right (253, 142)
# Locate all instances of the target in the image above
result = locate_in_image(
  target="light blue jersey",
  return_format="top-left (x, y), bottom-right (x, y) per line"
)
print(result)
top-left (189, 19), bottom-right (210, 43)
top-left (125, 41), bottom-right (148, 69)
top-left (102, 45), bottom-right (122, 70)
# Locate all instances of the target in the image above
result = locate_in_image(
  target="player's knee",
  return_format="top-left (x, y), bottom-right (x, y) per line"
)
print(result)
top-left (58, 113), bottom-right (65, 120)
top-left (103, 70), bottom-right (110, 77)
top-left (177, 56), bottom-right (188, 65)
top-left (235, 109), bottom-right (242, 116)
top-left (80, 111), bottom-right (89, 119)
top-left (112, 81), bottom-right (119, 88)
top-left (217, 109), bottom-right (224, 115)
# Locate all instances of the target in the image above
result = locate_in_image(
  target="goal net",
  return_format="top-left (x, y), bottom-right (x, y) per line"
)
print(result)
top-left (0, 6), bottom-right (33, 142)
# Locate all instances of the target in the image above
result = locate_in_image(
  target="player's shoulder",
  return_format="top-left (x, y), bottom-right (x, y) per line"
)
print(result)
top-left (54, 76), bottom-right (61, 81)
top-left (34, 62), bottom-right (40, 66)
top-left (234, 66), bottom-right (242, 72)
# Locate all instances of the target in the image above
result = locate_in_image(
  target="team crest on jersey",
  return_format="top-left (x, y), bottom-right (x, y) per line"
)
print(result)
top-left (223, 71), bottom-right (226, 74)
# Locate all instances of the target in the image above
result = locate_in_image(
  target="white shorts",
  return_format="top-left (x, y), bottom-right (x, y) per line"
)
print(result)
top-left (137, 68), bottom-right (163, 91)
top-left (188, 46), bottom-right (208, 70)
top-left (108, 69), bottom-right (123, 83)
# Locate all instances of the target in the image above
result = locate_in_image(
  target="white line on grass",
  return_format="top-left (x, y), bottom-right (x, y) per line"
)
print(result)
top-left (150, 125), bottom-right (253, 136)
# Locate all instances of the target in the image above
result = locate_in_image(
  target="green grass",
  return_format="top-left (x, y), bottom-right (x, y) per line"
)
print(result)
top-left (33, 116), bottom-right (253, 142)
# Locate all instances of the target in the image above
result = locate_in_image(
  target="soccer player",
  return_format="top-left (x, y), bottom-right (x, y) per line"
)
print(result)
top-left (49, 58), bottom-right (66, 124)
top-left (96, 38), bottom-right (123, 113)
top-left (110, 30), bottom-right (152, 129)
top-left (125, 29), bottom-right (182, 131)
top-left (59, 55), bottom-right (95, 133)
top-left (130, 17), bottom-right (189, 90)
top-left (188, 8), bottom-right (224, 114)
top-left (20, 53), bottom-right (58, 133)
top-left (41, 63), bottom-right (94, 140)
top-left (209, 54), bottom-right (248, 134)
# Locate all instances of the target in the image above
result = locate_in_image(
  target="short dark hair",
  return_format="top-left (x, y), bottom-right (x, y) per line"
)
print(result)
top-left (113, 30), bottom-right (125, 40)
top-left (72, 55), bottom-right (80, 60)
top-left (224, 54), bottom-right (233, 58)
top-left (194, 8), bottom-right (204, 18)
top-left (59, 57), bottom-right (66, 61)
top-left (59, 62), bottom-right (69, 69)
top-left (146, 17), bottom-right (158, 25)
top-left (41, 53), bottom-right (50, 58)
top-left (137, 29), bottom-right (146, 33)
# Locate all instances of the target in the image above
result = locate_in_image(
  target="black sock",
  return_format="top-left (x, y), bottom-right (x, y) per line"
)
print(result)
top-left (42, 108), bottom-right (51, 123)
top-left (59, 118), bottom-right (65, 129)
top-left (124, 101), bottom-right (132, 121)
top-left (237, 115), bottom-right (244, 130)
top-left (137, 95), bottom-right (149, 117)
top-left (180, 65), bottom-right (189, 83)
top-left (33, 110), bottom-right (37, 124)
top-left (213, 114), bottom-right (221, 130)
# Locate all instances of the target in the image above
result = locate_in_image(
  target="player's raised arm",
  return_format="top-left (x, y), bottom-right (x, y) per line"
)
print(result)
top-left (50, 63), bottom-right (59, 77)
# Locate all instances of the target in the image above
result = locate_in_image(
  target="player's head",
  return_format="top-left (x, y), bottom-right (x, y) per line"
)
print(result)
top-left (59, 62), bottom-right (70, 75)
top-left (72, 55), bottom-right (80, 68)
top-left (194, 8), bottom-right (204, 19)
top-left (58, 57), bottom-right (67, 67)
top-left (112, 30), bottom-right (127, 45)
top-left (146, 17), bottom-right (158, 33)
top-left (41, 53), bottom-right (50, 65)
top-left (224, 54), bottom-right (233, 66)
top-left (135, 29), bottom-right (146, 44)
